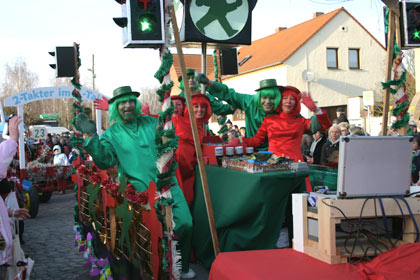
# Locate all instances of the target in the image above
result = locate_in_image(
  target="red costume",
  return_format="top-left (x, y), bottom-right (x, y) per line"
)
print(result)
top-left (244, 87), bottom-right (331, 162)
top-left (173, 94), bottom-right (212, 205)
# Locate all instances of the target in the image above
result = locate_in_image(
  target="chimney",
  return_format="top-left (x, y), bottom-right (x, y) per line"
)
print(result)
top-left (275, 27), bottom-right (287, 33)
top-left (313, 12), bottom-right (324, 18)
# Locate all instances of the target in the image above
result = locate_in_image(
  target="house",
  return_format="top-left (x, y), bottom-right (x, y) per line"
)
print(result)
top-left (170, 8), bottom-right (386, 133)
top-left (223, 8), bottom-right (386, 128)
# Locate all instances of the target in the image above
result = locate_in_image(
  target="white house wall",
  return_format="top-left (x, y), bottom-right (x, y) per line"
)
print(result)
top-left (286, 11), bottom-right (386, 109)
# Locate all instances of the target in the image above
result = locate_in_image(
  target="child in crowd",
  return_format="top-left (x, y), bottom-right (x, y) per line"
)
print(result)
top-left (52, 145), bottom-right (70, 166)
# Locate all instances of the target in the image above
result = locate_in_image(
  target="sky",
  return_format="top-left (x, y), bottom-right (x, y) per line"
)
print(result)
top-left (0, 0), bottom-right (386, 98)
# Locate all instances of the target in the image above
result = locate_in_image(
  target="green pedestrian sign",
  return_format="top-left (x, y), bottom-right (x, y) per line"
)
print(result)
top-left (179, 0), bottom-right (252, 47)
top-left (190, 0), bottom-right (249, 40)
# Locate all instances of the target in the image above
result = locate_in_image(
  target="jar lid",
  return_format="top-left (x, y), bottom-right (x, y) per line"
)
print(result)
top-left (215, 147), bottom-right (224, 156)
top-left (226, 147), bottom-right (234, 155)
top-left (246, 147), bottom-right (254, 153)
top-left (235, 146), bottom-right (243, 154)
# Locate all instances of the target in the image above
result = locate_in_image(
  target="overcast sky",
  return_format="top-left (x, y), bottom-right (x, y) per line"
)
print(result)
top-left (0, 0), bottom-right (385, 97)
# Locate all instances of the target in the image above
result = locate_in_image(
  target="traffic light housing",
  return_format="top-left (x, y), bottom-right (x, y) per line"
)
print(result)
top-left (401, 1), bottom-right (420, 47)
top-left (48, 46), bottom-right (76, 77)
top-left (113, 0), bottom-right (165, 48)
top-left (178, 0), bottom-right (252, 48)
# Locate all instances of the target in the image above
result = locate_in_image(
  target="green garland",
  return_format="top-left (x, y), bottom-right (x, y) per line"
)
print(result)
top-left (213, 50), bottom-right (218, 82)
top-left (154, 52), bottom-right (173, 83)
top-left (382, 8), bottom-right (410, 130)
top-left (69, 43), bottom-right (85, 156)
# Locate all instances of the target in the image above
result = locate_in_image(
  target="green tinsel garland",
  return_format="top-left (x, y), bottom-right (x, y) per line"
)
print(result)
top-left (156, 139), bottom-right (179, 159)
top-left (156, 162), bottom-right (178, 180)
top-left (154, 52), bottom-right (173, 83)
top-left (392, 101), bottom-right (409, 117)
top-left (382, 10), bottom-right (410, 130)
top-left (158, 108), bottom-right (175, 125)
top-left (392, 113), bottom-right (410, 129)
top-left (381, 70), bottom-right (406, 90)
top-left (156, 128), bottom-right (177, 139)
top-left (68, 44), bottom-right (85, 156)
top-left (156, 81), bottom-right (174, 102)
top-left (213, 50), bottom-right (218, 82)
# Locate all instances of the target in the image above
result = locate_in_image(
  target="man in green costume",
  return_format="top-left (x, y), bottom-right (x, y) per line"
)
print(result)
top-left (76, 86), bottom-right (195, 279)
top-left (195, 75), bottom-right (282, 150)
top-left (196, 75), bottom-right (324, 151)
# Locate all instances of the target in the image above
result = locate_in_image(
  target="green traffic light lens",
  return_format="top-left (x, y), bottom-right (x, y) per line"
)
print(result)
top-left (138, 14), bottom-right (155, 33)
top-left (414, 29), bottom-right (420, 39)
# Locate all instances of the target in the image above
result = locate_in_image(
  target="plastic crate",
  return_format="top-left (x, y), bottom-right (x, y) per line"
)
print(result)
top-left (308, 164), bottom-right (338, 191)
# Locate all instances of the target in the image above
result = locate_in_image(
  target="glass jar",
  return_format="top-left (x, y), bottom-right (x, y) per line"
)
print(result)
top-left (246, 147), bottom-right (254, 156)
top-left (215, 146), bottom-right (224, 166)
top-left (226, 147), bottom-right (234, 157)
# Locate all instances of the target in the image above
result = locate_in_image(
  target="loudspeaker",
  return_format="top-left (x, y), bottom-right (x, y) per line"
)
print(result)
top-left (221, 48), bottom-right (238, 75)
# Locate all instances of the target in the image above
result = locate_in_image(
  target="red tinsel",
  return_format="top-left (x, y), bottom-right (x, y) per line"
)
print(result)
top-left (90, 173), bottom-right (102, 185)
top-left (102, 179), bottom-right (120, 197)
top-left (124, 183), bottom-right (148, 205)
top-left (77, 165), bottom-right (90, 176)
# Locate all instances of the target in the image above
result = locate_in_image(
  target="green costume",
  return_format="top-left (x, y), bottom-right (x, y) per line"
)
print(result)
top-left (206, 81), bottom-right (274, 150)
top-left (80, 86), bottom-right (193, 273)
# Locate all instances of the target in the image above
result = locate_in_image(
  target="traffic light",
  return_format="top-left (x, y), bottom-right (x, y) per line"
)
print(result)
top-left (178, 0), bottom-right (252, 48)
top-left (48, 46), bottom-right (76, 77)
top-left (401, 1), bottom-right (420, 47)
top-left (113, 0), bottom-right (165, 48)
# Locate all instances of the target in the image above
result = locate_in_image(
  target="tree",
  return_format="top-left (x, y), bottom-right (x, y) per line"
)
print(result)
top-left (0, 58), bottom-right (39, 117)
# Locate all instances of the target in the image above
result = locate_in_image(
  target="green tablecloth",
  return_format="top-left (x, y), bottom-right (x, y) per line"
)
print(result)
top-left (192, 165), bottom-right (308, 268)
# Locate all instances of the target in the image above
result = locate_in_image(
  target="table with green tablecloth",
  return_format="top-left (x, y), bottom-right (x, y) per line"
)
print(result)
top-left (192, 165), bottom-right (309, 268)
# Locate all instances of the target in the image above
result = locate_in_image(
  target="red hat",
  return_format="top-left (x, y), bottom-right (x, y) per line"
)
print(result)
top-left (278, 86), bottom-right (301, 116)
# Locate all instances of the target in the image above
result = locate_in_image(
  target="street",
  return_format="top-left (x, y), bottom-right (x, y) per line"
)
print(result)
top-left (21, 191), bottom-right (209, 280)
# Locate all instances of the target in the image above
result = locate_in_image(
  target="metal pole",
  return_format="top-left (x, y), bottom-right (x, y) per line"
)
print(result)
top-left (201, 42), bottom-right (207, 94)
top-left (18, 105), bottom-right (25, 169)
top-left (91, 54), bottom-right (96, 123)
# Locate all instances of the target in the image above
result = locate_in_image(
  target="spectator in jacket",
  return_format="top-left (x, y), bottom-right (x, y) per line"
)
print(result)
top-left (305, 130), bottom-right (327, 164)
top-left (321, 125), bottom-right (341, 164)
top-left (336, 107), bottom-right (349, 124)
top-left (53, 145), bottom-right (70, 166)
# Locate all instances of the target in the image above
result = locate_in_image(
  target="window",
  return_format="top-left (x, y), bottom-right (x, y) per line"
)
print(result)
top-left (348, 48), bottom-right (360, 69)
top-left (232, 109), bottom-right (245, 121)
top-left (327, 48), bottom-right (338, 69)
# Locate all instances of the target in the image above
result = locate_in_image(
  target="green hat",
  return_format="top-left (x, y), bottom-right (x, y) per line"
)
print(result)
top-left (108, 86), bottom-right (140, 104)
top-left (255, 79), bottom-right (280, 91)
top-left (178, 69), bottom-right (196, 82)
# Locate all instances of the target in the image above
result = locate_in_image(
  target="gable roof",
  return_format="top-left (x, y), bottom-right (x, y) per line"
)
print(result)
top-left (236, 8), bottom-right (385, 74)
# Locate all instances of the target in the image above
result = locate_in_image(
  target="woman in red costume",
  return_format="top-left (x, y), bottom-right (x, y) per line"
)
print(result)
top-left (243, 86), bottom-right (331, 162)
top-left (173, 93), bottom-right (212, 207)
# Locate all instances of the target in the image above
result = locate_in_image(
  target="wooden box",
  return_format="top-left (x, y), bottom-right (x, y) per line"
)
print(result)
top-left (298, 195), bottom-right (420, 264)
